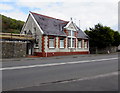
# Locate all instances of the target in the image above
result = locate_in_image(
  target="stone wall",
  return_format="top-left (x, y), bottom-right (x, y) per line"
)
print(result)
top-left (90, 46), bottom-right (117, 54)
top-left (1, 41), bottom-right (27, 58)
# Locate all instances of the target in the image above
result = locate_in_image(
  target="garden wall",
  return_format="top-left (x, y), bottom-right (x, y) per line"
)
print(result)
top-left (90, 46), bottom-right (117, 54)
top-left (0, 41), bottom-right (26, 58)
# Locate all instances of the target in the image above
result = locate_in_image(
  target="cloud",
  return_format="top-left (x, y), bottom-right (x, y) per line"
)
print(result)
top-left (16, 0), bottom-right (119, 2)
top-left (0, 3), bottom-right (13, 10)
top-left (1, 0), bottom-right (118, 31)
top-left (0, 0), bottom-right (14, 2)
top-left (1, 10), bottom-right (27, 21)
top-left (29, 2), bottom-right (118, 30)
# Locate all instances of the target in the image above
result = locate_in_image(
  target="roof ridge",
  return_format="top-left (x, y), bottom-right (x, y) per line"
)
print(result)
top-left (30, 11), bottom-right (69, 22)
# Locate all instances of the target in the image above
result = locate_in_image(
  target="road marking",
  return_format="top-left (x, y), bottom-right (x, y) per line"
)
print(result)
top-left (0, 57), bottom-right (118, 71)
top-left (55, 72), bottom-right (118, 84)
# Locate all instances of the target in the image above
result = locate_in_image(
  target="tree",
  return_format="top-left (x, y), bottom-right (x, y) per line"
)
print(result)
top-left (85, 23), bottom-right (120, 49)
top-left (112, 31), bottom-right (120, 46)
top-left (2, 14), bottom-right (24, 34)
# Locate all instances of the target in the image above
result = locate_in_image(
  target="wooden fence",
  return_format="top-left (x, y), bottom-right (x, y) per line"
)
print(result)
top-left (0, 33), bottom-right (34, 40)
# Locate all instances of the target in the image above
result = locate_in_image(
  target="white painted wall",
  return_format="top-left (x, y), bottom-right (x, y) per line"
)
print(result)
top-left (44, 36), bottom-right (89, 53)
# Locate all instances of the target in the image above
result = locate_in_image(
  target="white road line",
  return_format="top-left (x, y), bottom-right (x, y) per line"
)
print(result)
top-left (60, 71), bottom-right (118, 84)
top-left (0, 57), bottom-right (118, 71)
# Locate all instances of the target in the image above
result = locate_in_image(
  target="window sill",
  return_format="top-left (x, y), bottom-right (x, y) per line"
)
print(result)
top-left (60, 47), bottom-right (65, 49)
top-left (68, 47), bottom-right (75, 48)
top-left (34, 47), bottom-right (39, 49)
top-left (67, 36), bottom-right (76, 38)
top-left (49, 47), bottom-right (55, 49)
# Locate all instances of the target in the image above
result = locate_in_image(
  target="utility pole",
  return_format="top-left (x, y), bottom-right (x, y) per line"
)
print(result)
top-left (70, 17), bottom-right (73, 21)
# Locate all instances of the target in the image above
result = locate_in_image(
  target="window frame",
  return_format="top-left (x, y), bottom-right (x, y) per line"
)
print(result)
top-left (78, 39), bottom-right (82, 48)
top-left (67, 30), bottom-right (76, 48)
top-left (60, 38), bottom-right (65, 48)
top-left (68, 30), bottom-right (75, 37)
top-left (49, 38), bottom-right (55, 48)
top-left (68, 38), bottom-right (71, 48)
top-left (84, 40), bottom-right (88, 48)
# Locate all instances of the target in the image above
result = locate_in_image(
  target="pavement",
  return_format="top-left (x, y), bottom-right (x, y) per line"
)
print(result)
top-left (1, 52), bottom-right (119, 62)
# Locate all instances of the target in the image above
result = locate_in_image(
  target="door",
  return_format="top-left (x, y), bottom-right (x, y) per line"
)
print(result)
top-left (26, 42), bottom-right (33, 55)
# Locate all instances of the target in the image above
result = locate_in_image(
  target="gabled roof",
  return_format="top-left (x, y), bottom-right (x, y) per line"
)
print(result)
top-left (30, 12), bottom-right (68, 36)
top-left (74, 23), bottom-right (88, 39)
top-left (30, 12), bottom-right (88, 39)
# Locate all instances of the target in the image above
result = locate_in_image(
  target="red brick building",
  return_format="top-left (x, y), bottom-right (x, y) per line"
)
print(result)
top-left (21, 12), bottom-right (89, 57)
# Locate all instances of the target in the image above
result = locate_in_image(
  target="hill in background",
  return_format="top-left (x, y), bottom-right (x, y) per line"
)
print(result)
top-left (1, 14), bottom-right (25, 34)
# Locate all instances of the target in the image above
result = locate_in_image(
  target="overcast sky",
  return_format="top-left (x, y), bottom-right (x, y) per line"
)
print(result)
top-left (0, 0), bottom-right (119, 31)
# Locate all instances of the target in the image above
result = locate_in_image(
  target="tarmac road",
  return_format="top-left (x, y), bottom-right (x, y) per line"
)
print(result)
top-left (1, 53), bottom-right (119, 91)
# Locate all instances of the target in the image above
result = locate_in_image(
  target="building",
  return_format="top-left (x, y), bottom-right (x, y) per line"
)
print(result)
top-left (21, 11), bottom-right (89, 57)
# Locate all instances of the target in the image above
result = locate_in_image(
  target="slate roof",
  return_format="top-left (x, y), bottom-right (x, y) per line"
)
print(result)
top-left (76, 25), bottom-right (89, 39)
top-left (31, 12), bottom-right (68, 36)
top-left (31, 12), bottom-right (88, 39)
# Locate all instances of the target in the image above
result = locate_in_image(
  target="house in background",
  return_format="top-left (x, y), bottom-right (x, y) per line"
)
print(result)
top-left (21, 11), bottom-right (89, 57)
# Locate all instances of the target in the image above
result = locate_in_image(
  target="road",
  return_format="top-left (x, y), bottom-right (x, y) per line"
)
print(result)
top-left (1, 53), bottom-right (119, 91)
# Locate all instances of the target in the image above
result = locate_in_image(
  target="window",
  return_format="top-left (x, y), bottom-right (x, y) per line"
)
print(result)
top-left (60, 38), bottom-right (64, 48)
top-left (68, 38), bottom-right (75, 48)
top-left (49, 38), bottom-right (55, 48)
top-left (72, 38), bottom-right (75, 47)
top-left (72, 31), bottom-right (75, 36)
top-left (67, 30), bottom-right (76, 48)
top-left (68, 31), bottom-right (71, 36)
top-left (84, 40), bottom-right (88, 48)
top-left (68, 30), bottom-right (75, 37)
top-left (68, 38), bottom-right (71, 47)
top-left (78, 40), bottom-right (82, 48)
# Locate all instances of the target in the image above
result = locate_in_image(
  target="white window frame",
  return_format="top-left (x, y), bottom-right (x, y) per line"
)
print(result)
top-left (60, 39), bottom-right (64, 48)
top-left (68, 30), bottom-right (76, 48)
top-left (68, 31), bottom-right (71, 36)
top-left (49, 38), bottom-right (55, 48)
top-left (78, 40), bottom-right (82, 48)
top-left (72, 38), bottom-right (75, 48)
top-left (72, 31), bottom-right (75, 37)
top-left (68, 30), bottom-right (75, 37)
top-left (84, 41), bottom-right (87, 48)
top-left (68, 38), bottom-right (71, 48)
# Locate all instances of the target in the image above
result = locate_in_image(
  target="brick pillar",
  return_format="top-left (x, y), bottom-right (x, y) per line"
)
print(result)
top-left (54, 37), bottom-right (56, 48)
top-left (76, 38), bottom-right (77, 49)
top-left (58, 37), bottom-right (60, 48)
top-left (65, 38), bottom-right (67, 48)
top-left (82, 39), bottom-right (84, 49)
top-left (55, 37), bottom-right (59, 52)
top-left (75, 38), bottom-right (76, 48)
top-left (64, 37), bottom-right (66, 48)
top-left (42, 35), bottom-right (45, 57)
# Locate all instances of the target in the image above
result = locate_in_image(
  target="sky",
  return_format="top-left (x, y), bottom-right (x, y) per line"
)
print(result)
top-left (0, 0), bottom-right (119, 31)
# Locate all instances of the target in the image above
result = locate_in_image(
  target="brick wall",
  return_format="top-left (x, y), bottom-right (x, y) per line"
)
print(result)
top-left (1, 41), bottom-right (27, 58)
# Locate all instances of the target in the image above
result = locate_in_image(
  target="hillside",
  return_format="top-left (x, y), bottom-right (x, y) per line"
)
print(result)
top-left (1, 14), bottom-right (25, 34)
